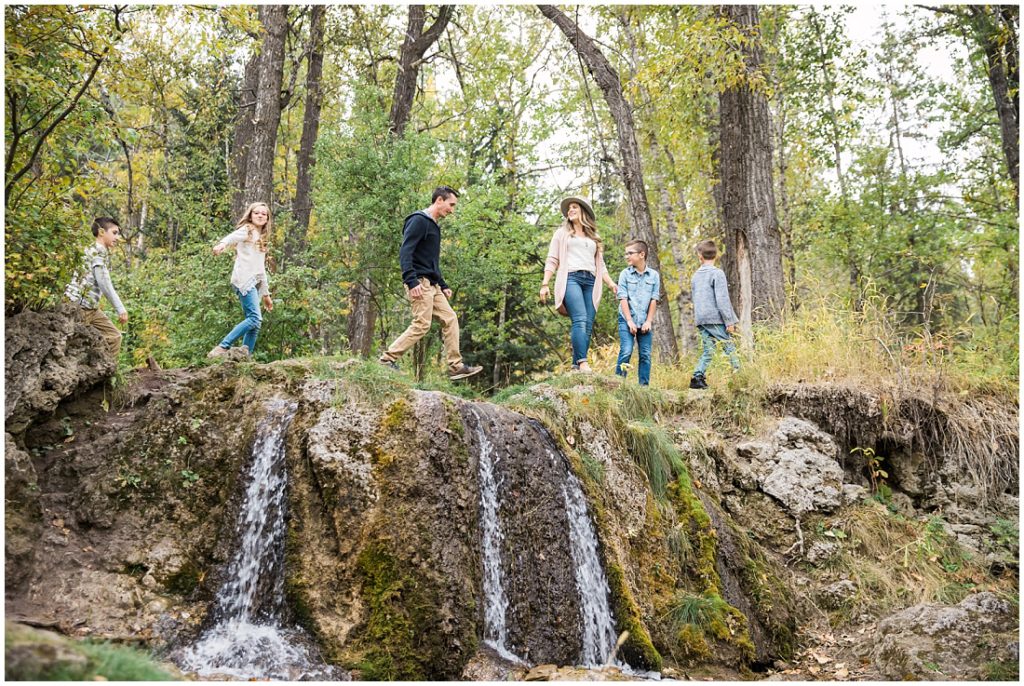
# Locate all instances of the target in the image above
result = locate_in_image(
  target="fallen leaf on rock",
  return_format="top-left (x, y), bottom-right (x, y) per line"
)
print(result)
top-left (813, 653), bottom-right (832, 665)
top-left (835, 668), bottom-right (849, 679)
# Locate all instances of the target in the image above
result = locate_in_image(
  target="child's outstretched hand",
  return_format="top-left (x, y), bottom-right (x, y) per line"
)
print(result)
top-left (213, 244), bottom-right (225, 256)
top-left (726, 324), bottom-right (736, 334)
top-left (263, 295), bottom-right (274, 311)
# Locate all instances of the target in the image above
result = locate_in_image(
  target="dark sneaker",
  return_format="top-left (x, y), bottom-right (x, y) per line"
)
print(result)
top-left (379, 358), bottom-right (399, 371)
top-left (689, 374), bottom-right (708, 390)
top-left (448, 364), bottom-right (483, 380)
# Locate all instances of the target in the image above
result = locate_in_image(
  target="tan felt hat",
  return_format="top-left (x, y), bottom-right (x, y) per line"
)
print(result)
top-left (559, 196), bottom-right (595, 221)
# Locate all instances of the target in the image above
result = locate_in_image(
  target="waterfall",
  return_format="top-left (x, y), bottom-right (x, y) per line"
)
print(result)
top-left (180, 399), bottom-right (337, 681)
top-left (556, 451), bottom-right (620, 667)
top-left (471, 410), bottom-right (523, 664)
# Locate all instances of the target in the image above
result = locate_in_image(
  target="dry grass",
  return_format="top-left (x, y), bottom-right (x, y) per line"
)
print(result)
top-left (818, 501), bottom-right (1016, 617)
top-left (589, 292), bottom-right (1015, 399)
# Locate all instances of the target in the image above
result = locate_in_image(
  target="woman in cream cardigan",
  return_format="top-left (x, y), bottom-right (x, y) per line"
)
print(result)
top-left (539, 197), bottom-right (618, 372)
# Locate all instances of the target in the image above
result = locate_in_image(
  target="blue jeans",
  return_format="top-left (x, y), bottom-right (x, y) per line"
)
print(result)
top-left (219, 287), bottom-right (262, 353)
top-left (562, 271), bottom-right (596, 365)
top-left (694, 324), bottom-right (739, 375)
top-left (615, 317), bottom-right (653, 385)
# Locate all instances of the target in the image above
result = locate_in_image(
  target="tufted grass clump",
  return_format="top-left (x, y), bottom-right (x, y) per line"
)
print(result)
top-left (623, 420), bottom-right (687, 498)
top-left (663, 591), bottom-right (733, 632)
top-left (658, 590), bottom-right (754, 666)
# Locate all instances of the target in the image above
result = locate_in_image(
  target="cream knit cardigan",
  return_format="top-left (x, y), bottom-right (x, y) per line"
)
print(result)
top-left (544, 227), bottom-right (609, 315)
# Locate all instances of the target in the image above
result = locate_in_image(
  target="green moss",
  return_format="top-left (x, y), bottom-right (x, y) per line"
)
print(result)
top-left (668, 480), bottom-right (719, 594)
top-left (163, 560), bottom-right (203, 596)
top-left (674, 623), bottom-right (712, 662)
top-left (380, 397), bottom-right (412, 434)
top-left (605, 562), bottom-right (663, 671)
top-left (352, 542), bottom-right (435, 680)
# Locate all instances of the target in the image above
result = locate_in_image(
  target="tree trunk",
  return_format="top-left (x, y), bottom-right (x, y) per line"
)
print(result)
top-left (230, 50), bottom-right (262, 219)
top-left (346, 277), bottom-right (377, 357)
top-left (389, 5), bottom-right (454, 137)
top-left (240, 5), bottom-right (288, 211)
top-left (493, 285), bottom-right (509, 386)
top-left (659, 181), bottom-right (699, 354)
top-left (973, 5), bottom-right (1019, 205)
top-left (538, 4), bottom-right (678, 361)
top-left (289, 4), bottom-right (326, 261)
top-left (717, 4), bottom-right (785, 343)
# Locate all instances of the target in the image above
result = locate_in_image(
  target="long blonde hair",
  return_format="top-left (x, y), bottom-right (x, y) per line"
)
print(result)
top-left (562, 204), bottom-right (603, 251)
top-left (236, 202), bottom-right (271, 253)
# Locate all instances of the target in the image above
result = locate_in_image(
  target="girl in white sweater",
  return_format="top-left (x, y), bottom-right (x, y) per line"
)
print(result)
top-left (208, 202), bottom-right (274, 357)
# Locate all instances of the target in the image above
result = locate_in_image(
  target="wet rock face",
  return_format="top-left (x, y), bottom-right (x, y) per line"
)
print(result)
top-left (291, 391), bottom-right (598, 678)
top-left (5, 364), bottom-right (277, 644)
top-left (869, 592), bottom-right (1017, 680)
top-left (291, 390), bottom-right (483, 680)
top-left (5, 305), bottom-right (117, 435)
top-left (463, 404), bottom-right (585, 666)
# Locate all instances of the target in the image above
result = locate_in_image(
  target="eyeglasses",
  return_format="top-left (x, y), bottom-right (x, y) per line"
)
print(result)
top-left (624, 250), bottom-right (639, 256)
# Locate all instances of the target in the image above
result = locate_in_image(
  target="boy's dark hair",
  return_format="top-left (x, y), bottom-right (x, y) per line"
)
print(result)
top-left (91, 217), bottom-right (120, 237)
top-left (696, 239), bottom-right (718, 260)
top-left (432, 186), bottom-right (459, 203)
top-left (626, 239), bottom-right (648, 258)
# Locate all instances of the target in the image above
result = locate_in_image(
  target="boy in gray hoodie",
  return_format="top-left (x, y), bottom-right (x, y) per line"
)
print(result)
top-left (689, 240), bottom-right (739, 389)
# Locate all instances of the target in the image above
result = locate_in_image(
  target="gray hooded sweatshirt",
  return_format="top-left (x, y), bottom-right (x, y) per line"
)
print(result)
top-left (691, 264), bottom-right (738, 326)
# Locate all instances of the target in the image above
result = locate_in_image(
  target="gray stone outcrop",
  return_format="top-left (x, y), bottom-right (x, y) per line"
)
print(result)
top-left (869, 592), bottom-right (1017, 680)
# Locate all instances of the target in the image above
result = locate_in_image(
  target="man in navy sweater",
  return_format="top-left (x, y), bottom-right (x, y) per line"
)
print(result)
top-left (379, 186), bottom-right (482, 380)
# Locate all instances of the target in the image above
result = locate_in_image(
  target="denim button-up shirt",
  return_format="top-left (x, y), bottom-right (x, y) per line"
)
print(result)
top-left (616, 265), bottom-right (661, 327)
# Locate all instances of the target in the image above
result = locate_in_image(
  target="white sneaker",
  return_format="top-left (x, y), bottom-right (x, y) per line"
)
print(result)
top-left (207, 345), bottom-right (229, 359)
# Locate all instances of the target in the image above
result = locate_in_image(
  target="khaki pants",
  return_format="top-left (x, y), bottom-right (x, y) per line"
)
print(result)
top-left (381, 278), bottom-right (462, 370)
top-left (80, 307), bottom-right (122, 356)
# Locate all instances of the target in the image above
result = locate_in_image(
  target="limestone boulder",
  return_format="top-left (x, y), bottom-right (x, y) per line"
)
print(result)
top-left (751, 418), bottom-right (844, 516)
top-left (870, 592), bottom-right (1017, 680)
top-left (5, 305), bottom-right (116, 435)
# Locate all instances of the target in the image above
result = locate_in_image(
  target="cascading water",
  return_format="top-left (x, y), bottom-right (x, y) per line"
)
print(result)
top-left (470, 410), bottom-right (523, 664)
top-left (179, 399), bottom-right (338, 681)
top-left (559, 462), bottom-right (620, 666)
top-left (467, 402), bottom-right (621, 669)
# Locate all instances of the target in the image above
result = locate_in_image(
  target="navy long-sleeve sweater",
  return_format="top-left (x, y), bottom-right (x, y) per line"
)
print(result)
top-left (399, 210), bottom-right (448, 290)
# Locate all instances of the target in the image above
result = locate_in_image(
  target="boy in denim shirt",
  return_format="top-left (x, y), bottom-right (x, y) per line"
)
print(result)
top-left (690, 239), bottom-right (739, 389)
top-left (615, 240), bottom-right (660, 386)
